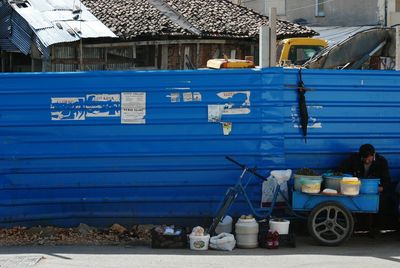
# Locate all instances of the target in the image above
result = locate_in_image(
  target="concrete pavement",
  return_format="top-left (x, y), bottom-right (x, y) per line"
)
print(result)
top-left (0, 233), bottom-right (399, 268)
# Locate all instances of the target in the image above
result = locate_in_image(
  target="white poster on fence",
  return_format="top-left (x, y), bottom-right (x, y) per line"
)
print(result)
top-left (121, 92), bottom-right (146, 124)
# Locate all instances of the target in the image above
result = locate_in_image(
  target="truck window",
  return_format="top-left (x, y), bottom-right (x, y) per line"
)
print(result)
top-left (276, 43), bottom-right (284, 63)
top-left (288, 45), bottom-right (325, 65)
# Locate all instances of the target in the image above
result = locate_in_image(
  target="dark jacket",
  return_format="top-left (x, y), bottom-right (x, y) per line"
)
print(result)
top-left (338, 153), bottom-right (391, 189)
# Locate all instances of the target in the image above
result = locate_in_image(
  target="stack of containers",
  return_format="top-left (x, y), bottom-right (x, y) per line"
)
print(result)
top-left (235, 217), bottom-right (259, 248)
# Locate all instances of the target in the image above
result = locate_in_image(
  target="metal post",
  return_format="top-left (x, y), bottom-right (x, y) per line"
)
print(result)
top-left (396, 26), bottom-right (400, 70)
top-left (259, 25), bottom-right (270, 68)
top-left (269, 7), bottom-right (277, 67)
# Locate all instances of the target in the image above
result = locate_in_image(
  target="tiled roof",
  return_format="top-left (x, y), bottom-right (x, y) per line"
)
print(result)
top-left (82, 0), bottom-right (316, 40)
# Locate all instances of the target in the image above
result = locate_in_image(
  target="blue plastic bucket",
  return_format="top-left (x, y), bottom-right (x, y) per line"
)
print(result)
top-left (360, 179), bottom-right (380, 194)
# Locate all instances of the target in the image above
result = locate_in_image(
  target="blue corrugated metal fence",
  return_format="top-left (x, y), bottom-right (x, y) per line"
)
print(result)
top-left (0, 68), bottom-right (399, 227)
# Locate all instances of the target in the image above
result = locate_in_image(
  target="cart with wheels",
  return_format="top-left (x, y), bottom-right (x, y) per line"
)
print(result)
top-left (209, 156), bottom-right (380, 247)
top-left (292, 191), bottom-right (380, 246)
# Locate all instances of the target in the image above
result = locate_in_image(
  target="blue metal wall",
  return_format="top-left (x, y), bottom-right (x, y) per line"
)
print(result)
top-left (283, 69), bottom-right (400, 179)
top-left (0, 68), bottom-right (399, 227)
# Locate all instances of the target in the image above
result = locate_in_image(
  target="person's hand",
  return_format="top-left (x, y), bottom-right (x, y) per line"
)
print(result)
top-left (378, 186), bottom-right (383, 193)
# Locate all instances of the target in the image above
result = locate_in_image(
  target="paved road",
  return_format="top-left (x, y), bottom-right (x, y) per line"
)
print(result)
top-left (0, 233), bottom-right (399, 268)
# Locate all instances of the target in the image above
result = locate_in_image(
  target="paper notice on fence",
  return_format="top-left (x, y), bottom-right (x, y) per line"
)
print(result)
top-left (121, 92), bottom-right (146, 124)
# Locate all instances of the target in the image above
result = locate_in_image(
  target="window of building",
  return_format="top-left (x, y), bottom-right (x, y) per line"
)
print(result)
top-left (396, 0), bottom-right (400, 12)
top-left (315, 0), bottom-right (325, 17)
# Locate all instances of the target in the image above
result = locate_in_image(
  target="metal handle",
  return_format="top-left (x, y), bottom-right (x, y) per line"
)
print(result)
top-left (225, 156), bottom-right (267, 181)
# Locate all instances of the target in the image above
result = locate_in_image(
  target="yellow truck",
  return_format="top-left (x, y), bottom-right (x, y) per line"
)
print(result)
top-left (207, 37), bottom-right (328, 68)
top-left (277, 37), bottom-right (328, 66)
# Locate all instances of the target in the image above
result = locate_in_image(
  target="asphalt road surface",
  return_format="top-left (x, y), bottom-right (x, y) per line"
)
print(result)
top-left (0, 232), bottom-right (399, 268)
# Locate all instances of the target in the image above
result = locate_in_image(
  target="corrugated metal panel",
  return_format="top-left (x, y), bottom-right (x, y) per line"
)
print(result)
top-left (53, 63), bottom-right (76, 72)
top-left (283, 68), bottom-right (400, 179)
top-left (0, 68), bottom-right (399, 227)
top-left (15, 8), bottom-right (53, 30)
top-left (0, 39), bottom-right (19, 52)
top-left (0, 68), bottom-right (283, 227)
top-left (32, 35), bottom-right (50, 59)
top-left (312, 26), bottom-right (377, 47)
top-left (9, 14), bottom-right (33, 55)
top-left (1, 0), bottom-right (115, 59)
top-left (0, 16), bottom-right (11, 38)
top-left (6, 0), bottom-right (116, 52)
top-left (35, 24), bottom-right (78, 47)
top-left (0, 1), bottom-right (12, 17)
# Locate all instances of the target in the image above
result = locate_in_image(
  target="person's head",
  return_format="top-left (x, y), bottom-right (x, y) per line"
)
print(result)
top-left (359, 144), bottom-right (375, 165)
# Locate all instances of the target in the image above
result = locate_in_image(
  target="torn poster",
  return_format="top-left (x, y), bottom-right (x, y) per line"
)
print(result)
top-left (221, 122), bottom-right (232, 135)
top-left (217, 91), bottom-right (251, 106)
top-left (183, 92), bottom-right (193, 102)
top-left (193, 92), bottom-right (202, 101)
top-left (86, 94), bottom-right (121, 117)
top-left (121, 92), bottom-right (146, 124)
top-left (208, 105), bottom-right (224, 122)
top-left (51, 97), bottom-right (85, 121)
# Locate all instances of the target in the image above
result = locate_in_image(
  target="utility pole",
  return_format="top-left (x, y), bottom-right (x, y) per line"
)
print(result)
top-left (269, 7), bottom-right (277, 67)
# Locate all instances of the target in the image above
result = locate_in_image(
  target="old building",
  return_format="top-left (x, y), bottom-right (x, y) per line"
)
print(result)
top-left (233, 0), bottom-right (387, 27)
top-left (0, 0), bottom-right (116, 72)
top-left (0, 0), bottom-right (315, 72)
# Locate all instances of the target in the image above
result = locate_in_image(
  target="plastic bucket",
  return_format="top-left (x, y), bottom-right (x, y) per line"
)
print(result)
top-left (340, 180), bottom-right (361, 196)
top-left (300, 178), bottom-right (322, 194)
top-left (294, 174), bottom-right (322, 191)
top-left (360, 179), bottom-right (380, 194)
top-left (269, 219), bottom-right (290, 235)
top-left (189, 234), bottom-right (210, 250)
top-left (322, 173), bottom-right (352, 191)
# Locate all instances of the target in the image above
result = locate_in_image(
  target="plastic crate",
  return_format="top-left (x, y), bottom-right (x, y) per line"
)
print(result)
top-left (151, 227), bottom-right (188, 249)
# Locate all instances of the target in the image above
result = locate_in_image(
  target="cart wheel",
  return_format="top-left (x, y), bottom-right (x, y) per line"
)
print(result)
top-left (308, 201), bottom-right (354, 246)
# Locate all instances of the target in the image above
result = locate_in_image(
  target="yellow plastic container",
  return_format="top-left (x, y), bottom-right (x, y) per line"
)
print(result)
top-left (340, 179), bottom-right (361, 196)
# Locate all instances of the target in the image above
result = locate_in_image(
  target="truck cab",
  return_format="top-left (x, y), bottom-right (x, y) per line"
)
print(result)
top-left (277, 38), bottom-right (328, 66)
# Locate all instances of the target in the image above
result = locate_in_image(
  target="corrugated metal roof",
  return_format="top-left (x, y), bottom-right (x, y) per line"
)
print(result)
top-left (311, 26), bottom-right (376, 47)
top-left (6, 0), bottom-right (116, 48)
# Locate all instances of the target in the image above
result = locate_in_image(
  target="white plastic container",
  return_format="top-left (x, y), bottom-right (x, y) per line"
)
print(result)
top-left (269, 219), bottom-right (290, 235)
top-left (189, 234), bottom-right (210, 250)
top-left (235, 218), bottom-right (259, 248)
top-left (215, 215), bottom-right (233, 234)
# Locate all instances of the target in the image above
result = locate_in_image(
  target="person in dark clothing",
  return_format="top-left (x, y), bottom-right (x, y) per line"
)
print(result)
top-left (338, 144), bottom-right (391, 191)
top-left (338, 144), bottom-right (397, 235)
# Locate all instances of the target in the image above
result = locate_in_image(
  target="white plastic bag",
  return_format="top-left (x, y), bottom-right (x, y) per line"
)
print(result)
top-left (209, 232), bottom-right (236, 251)
top-left (261, 169), bottom-right (292, 205)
